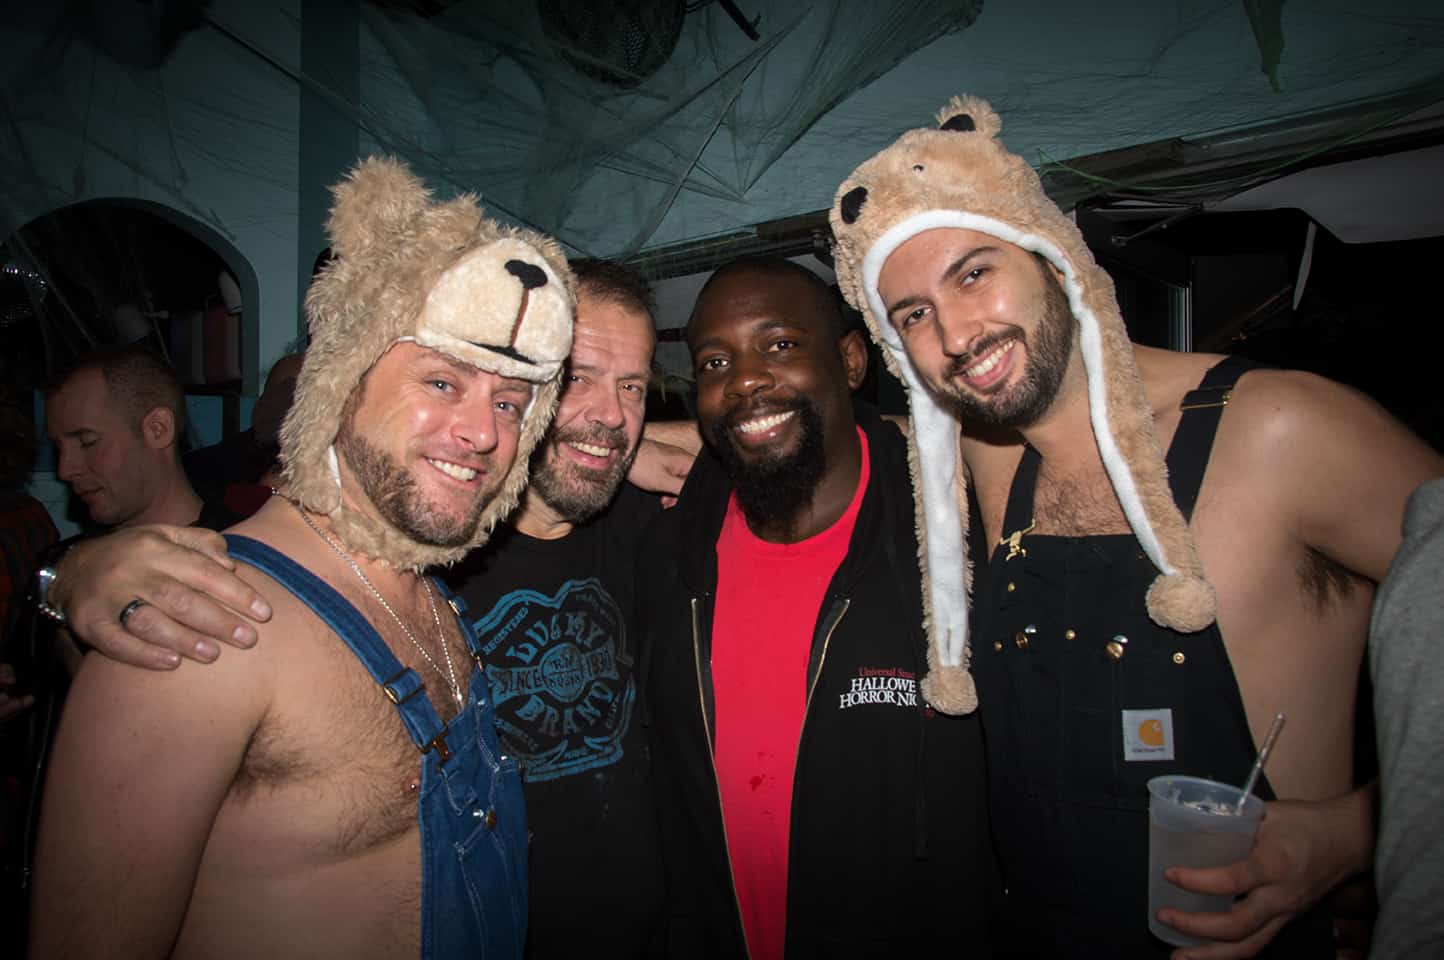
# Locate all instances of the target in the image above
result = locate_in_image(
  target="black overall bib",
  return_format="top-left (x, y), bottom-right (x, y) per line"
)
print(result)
top-left (973, 357), bottom-right (1333, 958)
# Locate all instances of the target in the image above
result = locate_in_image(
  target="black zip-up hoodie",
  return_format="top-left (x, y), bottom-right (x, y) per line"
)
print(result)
top-left (636, 406), bottom-right (999, 958)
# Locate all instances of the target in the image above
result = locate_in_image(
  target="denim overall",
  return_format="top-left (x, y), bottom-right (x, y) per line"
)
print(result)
top-left (225, 535), bottom-right (528, 959)
top-left (972, 359), bottom-right (1332, 957)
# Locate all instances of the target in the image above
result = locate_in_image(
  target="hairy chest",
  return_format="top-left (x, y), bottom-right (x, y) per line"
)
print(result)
top-left (229, 628), bottom-right (457, 858)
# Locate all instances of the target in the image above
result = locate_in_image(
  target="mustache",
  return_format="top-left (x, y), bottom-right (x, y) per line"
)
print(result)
top-left (549, 422), bottom-right (629, 451)
top-left (944, 330), bottom-right (1019, 379)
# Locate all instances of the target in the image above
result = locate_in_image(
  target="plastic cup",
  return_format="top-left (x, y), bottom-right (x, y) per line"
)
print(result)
top-left (1146, 775), bottom-right (1264, 947)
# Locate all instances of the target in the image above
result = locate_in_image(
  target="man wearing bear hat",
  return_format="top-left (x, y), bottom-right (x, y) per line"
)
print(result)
top-left (29, 158), bottom-right (575, 960)
top-left (830, 96), bottom-right (1443, 957)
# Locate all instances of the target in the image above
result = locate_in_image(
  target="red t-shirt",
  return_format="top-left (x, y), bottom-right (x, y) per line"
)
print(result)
top-left (711, 427), bottom-right (870, 960)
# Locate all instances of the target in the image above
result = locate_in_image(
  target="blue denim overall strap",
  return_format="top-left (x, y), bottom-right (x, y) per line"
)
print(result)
top-left (224, 535), bottom-right (528, 959)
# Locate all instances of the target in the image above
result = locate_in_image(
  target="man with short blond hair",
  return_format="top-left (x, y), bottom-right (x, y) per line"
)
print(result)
top-left (46, 345), bottom-right (213, 531)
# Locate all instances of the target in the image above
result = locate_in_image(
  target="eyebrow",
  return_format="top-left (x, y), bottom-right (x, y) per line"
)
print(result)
top-left (885, 245), bottom-right (1000, 315)
top-left (690, 317), bottom-right (805, 354)
top-left (569, 359), bottom-right (652, 382)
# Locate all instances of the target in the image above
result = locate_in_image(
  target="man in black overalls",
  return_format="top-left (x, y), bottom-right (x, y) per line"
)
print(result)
top-left (829, 94), bottom-right (1444, 958)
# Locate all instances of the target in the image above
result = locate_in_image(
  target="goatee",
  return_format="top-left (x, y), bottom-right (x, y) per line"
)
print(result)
top-left (941, 267), bottom-right (1073, 429)
top-left (709, 401), bottom-right (827, 539)
top-left (336, 423), bottom-right (489, 547)
top-left (529, 423), bottom-right (637, 525)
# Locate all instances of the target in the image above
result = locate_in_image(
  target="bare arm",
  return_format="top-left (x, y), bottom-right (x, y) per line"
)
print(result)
top-left (1162, 371), bottom-right (1441, 959)
top-left (629, 421), bottom-right (702, 503)
top-left (28, 640), bottom-right (268, 957)
top-left (641, 419), bottom-right (701, 455)
top-left (52, 525), bottom-right (272, 669)
top-left (1248, 371), bottom-right (1443, 581)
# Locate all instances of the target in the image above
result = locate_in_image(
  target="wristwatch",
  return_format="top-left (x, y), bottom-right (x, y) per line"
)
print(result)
top-left (34, 558), bottom-right (67, 624)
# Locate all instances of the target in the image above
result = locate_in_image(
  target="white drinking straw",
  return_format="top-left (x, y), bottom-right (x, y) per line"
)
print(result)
top-left (1236, 712), bottom-right (1286, 814)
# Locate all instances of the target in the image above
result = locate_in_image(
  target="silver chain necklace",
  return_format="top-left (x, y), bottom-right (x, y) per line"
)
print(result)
top-left (293, 501), bottom-right (464, 710)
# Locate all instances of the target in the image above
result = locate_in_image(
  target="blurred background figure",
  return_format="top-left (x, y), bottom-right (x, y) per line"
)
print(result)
top-left (184, 351), bottom-right (304, 517)
top-left (1369, 476), bottom-right (1444, 960)
top-left (0, 393), bottom-right (57, 665)
top-left (0, 390), bottom-right (55, 954)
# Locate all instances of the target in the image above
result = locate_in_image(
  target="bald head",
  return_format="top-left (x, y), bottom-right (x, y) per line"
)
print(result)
top-left (688, 256), bottom-right (846, 344)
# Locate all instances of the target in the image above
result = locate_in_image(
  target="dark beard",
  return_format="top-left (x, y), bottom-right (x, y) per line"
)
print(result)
top-left (335, 423), bottom-right (487, 547)
top-left (942, 269), bottom-right (1073, 429)
top-left (529, 423), bottom-right (637, 525)
top-left (708, 401), bottom-right (826, 538)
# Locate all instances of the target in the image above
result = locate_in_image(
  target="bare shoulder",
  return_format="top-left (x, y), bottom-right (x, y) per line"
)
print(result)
top-left (1222, 367), bottom-right (1440, 473)
top-left (1209, 367), bottom-right (1443, 580)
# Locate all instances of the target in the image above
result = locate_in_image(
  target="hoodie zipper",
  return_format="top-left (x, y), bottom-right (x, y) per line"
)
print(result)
top-left (780, 596), bottom-right (850, 944)
top-left (692, 596), bottom-right (752, 959)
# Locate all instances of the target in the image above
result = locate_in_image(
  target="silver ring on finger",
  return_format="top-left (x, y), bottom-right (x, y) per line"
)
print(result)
top-left (118, 598), bottom-right (149, 628)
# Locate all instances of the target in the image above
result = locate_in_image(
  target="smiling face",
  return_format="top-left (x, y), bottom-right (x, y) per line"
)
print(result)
top-left (47, 368), bottom-right (156, 526)
top-left (688, 261), bottom-right (866, 533)
top-left (527, 291), bottom-right (654, 524)
top-left (876, 227), bottom-right (1076, 429)
top-left (335, 341), bottom-right (533, 547)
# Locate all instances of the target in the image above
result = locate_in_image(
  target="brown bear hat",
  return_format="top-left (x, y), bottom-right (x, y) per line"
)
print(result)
top-left (281, 156), bottom-right (575, 571)
top-left (829, 95), bottom-right (1216, 716)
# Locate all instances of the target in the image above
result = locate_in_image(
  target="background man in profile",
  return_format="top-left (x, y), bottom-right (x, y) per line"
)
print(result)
top-left (638, 256), bottom-right (997, 957)
top-left (47, 344), bottom-right (226, 533)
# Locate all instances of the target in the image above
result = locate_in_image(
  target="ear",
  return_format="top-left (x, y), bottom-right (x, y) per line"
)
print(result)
top-left (141, 406), bottom-right (176, 450)
top-left (839, 329), bottom-right (869, 391)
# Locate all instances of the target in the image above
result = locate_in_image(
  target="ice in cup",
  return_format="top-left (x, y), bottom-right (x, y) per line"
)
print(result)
top-left (1146, 775), bottom-right (1264, 947)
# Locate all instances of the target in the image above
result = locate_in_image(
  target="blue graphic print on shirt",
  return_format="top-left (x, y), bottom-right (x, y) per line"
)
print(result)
top-left (472, 577), bottom-right (636, 782)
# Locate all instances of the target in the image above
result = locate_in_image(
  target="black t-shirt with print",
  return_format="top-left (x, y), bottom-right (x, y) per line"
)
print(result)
top-left (444, 484), bottom-right (664, 958)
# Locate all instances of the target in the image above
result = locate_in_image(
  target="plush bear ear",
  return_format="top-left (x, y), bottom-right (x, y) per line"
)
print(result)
top-left (327, 156), bottom-right (431, 259)
top-left (839, 185), bottom-right (868, 224)
top-left (934, 94), bottom-right (1003, 139)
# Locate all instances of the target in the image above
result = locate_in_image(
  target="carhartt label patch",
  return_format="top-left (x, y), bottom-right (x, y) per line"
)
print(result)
top-left (1122, 708), bottom-right (1175, 761)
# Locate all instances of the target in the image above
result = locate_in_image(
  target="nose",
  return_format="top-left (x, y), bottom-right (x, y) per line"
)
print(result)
top-left (504, 259), bottom-right (548, 290)
top-left (724, 353), bottom-right (775, 398)
top-left (587, 385), bottom-right (625, 430)
top-left (935, 303), bottom-right (986, 359)
top-left (453, 390), bottom-right (504, 455)
top-left (56, 444), bottom-right (82, 483)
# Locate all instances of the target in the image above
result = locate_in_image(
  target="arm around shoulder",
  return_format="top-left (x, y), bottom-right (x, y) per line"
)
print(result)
top-left (29, 641), bottom-right (270, 958)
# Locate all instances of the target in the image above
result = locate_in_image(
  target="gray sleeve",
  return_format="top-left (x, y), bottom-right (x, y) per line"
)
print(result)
top-left (1370, 477), bottom-right (1444, 960)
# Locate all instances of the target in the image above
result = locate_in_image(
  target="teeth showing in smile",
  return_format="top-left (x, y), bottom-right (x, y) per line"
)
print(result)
top-left (427, 458), bottom-right (477, 482)
top-left (737, 410), bottom-right (796, 435)
top-left (964, 340), bottom-right (1016, 379)
top-left (567, 441), bottom-right (613, 458)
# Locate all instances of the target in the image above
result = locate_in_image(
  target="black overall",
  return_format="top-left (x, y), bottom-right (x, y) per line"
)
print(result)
top-left (973, 357), bottom-right (1333, 958)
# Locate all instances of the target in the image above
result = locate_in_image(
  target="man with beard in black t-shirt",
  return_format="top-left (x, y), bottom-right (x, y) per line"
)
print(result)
top-left (442, 260), bottom-right (675, 957)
